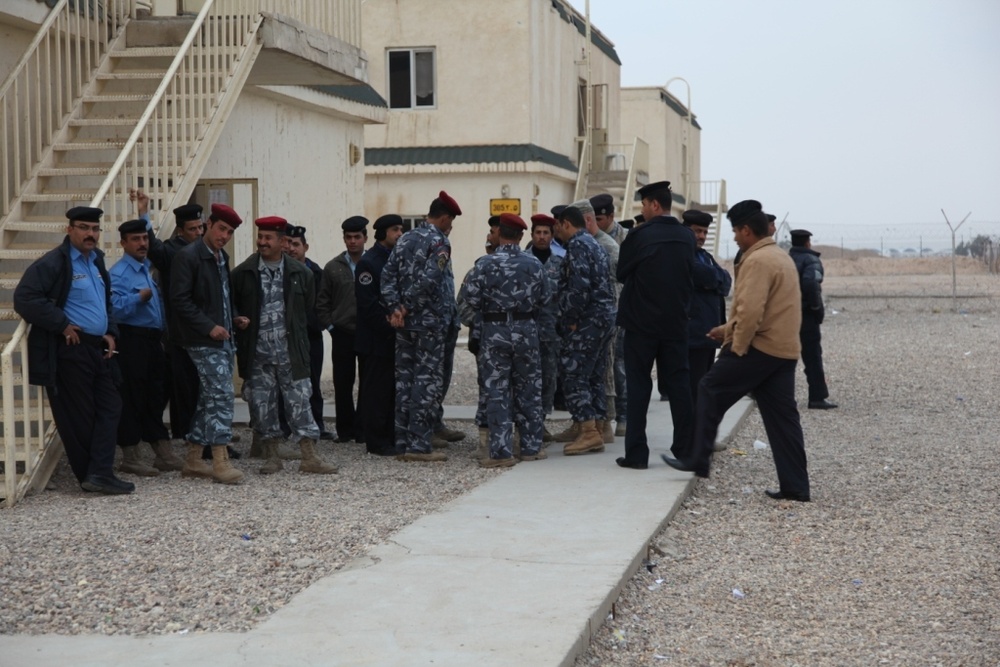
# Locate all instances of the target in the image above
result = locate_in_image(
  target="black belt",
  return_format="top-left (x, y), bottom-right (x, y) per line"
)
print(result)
top-left (118, 324), bottom-right (163, 340)
top-left (62, 331), bottom-right (106, 348)
top-left (482, 312), bottom-right (535, 323)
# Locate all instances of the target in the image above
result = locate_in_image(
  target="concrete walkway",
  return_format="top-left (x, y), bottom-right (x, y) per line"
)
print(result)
top-left (0, 398), bottom-right (754, 667)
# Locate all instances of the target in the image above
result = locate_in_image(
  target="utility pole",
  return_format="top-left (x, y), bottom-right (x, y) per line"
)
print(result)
top-left (942, 209), bottom-right (971, 312)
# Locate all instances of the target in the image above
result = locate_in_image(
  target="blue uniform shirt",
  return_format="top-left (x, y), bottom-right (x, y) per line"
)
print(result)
top-left (109, 253), bottom-right (164, 330)
top-left (63, 246), bottom-right (109, 336)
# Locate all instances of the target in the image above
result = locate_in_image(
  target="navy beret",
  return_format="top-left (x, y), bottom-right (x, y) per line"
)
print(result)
top-left (117, 218), bottom-right (146, 236)
top-left (342, 215), bottom-right (369, 232)
top-left (66, 206), bottom-right (103, 223)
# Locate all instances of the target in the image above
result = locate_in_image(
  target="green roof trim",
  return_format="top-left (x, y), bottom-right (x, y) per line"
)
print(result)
top-left (550, 0), bottom-right (622, 66)
top-left (671, 191), bottom-right (686, 205)
top-left (312, 83), bottom-right (388, 108)
top-left (366, 144), bottom-right (578, 172)
top-left (660, 91), bottom-right (702, 130)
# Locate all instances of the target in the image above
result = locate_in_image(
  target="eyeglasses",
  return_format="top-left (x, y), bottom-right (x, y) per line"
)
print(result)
top-left (71, 223), bottom-right (101, 233)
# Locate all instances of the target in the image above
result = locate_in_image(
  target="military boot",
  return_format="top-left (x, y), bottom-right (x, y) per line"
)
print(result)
top-left (181, 443), bottom-right (213, 479)
top-left (512, 427), bottom-right (521, 459)
top-left (298, 438), bottom-right (338, 474)
top-left (552, 422), bottom-right (579, 443)
top-left (431, 435), bottom-right (451, 449)
top-left (478, 456), bottom-right (517, 469)
top-left (211, 445), bottom-right (245, 485)
top-left (599, 420), bottom-right (615, 444)
top-left (563, 421), bottom-right (605, 456)
top-left (120, 445), bottom-right (159, 477)
top-left (259, 438), bottom-right (283, 475)
top-left (477, 427), bottom-right (489, 460)
top-left (248, 431), bottom-right (264, 458)
top-left (278, 440), bottom-right (302, 460)
top-left (542, 427), bottom-right (554, 443)
top-left (151, 440), bottom-right (184, 472)
top-left (434, 425), bottom-right (466, 442)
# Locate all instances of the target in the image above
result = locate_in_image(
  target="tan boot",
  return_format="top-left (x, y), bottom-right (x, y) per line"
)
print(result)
top-left (600, 420), bottom-right (615, 444)
top-left (542, 427), bottom-right (554, 443)
top-left (298, 438), bottom-right (338, 474)
top-left (520, 448), bottom-right (548, 462)
top-left (211, 445), bottom-right (245, 484)
top-left (431, 436), bottom-right (450, 449)
top-left (396, 451), bottom-right (447, 462)
top-left (259, 438), bottom-right (283, 475)
top-left (434, 426), bottom-right (466, 442)
top-left (563, 421), bottom-right (605, 455)
top-left (120, 445), bottom-right (159, 477)
top-left (181, 443), bottom-right (214, 479)
top-left (552, 422), bottom-right (579, 442)
top-left (278, 441), bottom-right (302, 460)
top-left (152, 440), bottom-right (183, 472)
top-left (477, 427), bottom-right (489, 460)
top-left (478, 456), bottom-right (517, 469)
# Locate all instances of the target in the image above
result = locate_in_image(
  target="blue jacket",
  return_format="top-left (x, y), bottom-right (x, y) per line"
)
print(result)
top-left (688, 248), bottom-right (732, 348)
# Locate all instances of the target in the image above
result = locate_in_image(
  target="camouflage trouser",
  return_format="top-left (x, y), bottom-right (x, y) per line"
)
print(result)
top-left (614, 327), bottom-right (627, 421)
top-left (479, 322), bottom-right (544, 458)
top-left (186, 345), bottom-right (235, 446)
top-left (560, 318), bottom-right (614, 422)
top-left (540, 338), bottom-right (560, 415)
top-left (246, 358), bottom-right (320, 441)
top-left (433, 323), bottom-right (459, 432)
top-left (395, 328), bottom-right (447, 454)
top-left (604, 333), bottom-right (617, 421)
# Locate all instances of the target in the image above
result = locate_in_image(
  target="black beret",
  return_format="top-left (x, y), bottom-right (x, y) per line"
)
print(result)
top-left (637, 181), bottom-right (672, 199)
top-left (790, 229), bottom-right (812, 239)
top-left (634, 215), bottom-right (645, 224)
top-left (342, 216), bottom-right (369, 232)
top-left (682, 210), bottom-right (714, 227)
top-left (285, 225), bottom-right (307, 239)
top-left (173, 204), bottom-right (202, 225)
top-left (373, 214), bottom-right (403, 231)
top-left (727, 200), bottom-right (764, 225)
top-left (550, 204), bottom-right (567, 217)
top-left (487, 215), bottom-right (501, 228)
top-left (620, 218), bottom-right (635, 229)
top-left (590, 193), bottom-right (614, 216)
top-left (66, 206), bottom-right (103, 223)
top-left (765, 213), bottom-right (777, 223)
top-left (117, 219), bottom-right (146, 236)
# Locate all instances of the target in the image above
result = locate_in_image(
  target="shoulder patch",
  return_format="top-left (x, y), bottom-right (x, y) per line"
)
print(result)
top-left (358, 271), bottom-right (373, 286)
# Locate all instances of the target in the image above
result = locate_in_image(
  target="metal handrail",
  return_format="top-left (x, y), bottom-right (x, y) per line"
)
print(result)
top-left (621, 137), bottom-right (648, 219)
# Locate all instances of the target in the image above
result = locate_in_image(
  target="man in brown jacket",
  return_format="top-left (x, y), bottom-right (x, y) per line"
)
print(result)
top-left (662, 199), bottom-right (810, 502)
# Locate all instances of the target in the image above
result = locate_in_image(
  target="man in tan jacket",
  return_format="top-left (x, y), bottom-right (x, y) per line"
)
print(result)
top-left (662, 199), bottom-right (811, 502)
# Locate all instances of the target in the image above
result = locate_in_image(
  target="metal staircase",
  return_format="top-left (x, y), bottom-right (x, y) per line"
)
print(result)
top-left (575, 135), bottom-right (650, 224)
top-left (0, 0), bottom-right (271, 507)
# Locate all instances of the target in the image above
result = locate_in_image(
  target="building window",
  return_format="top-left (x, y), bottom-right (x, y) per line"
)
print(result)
top-left (388, 48), bottom-right (435, 109)
top-left (401, 216), bottom-right (422, 232)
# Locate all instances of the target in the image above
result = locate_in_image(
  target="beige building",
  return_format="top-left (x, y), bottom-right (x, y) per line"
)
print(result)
top-left (361, 0), bottom-right (624, 281)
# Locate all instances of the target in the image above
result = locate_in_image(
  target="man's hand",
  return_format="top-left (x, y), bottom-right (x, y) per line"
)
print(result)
top-left (389, 307), bottom-right (407, 329)
top-left (62, 324), bottom-right (81, 345)
top-left (208, 325), bottom-right (230, 341)
top-left (139, 287), bottom-right (153, 302)
top-left (129, 187), bottom-right (150, 217)
top-left (233, 316), bottom-right (250, 330)
top-left (706, 326), bottom-right (725, 343)
top-left (102, 334), bottom-right (116, 360)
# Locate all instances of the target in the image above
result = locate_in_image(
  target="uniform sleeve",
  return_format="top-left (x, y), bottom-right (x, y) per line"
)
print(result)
top-left (170, 251), bottom-right (216, 336)
top-left (109, 266), bottom-right (142, 320)
top-left (315, 262), bottom-right (337, 330)
top-left (728, 259), bottom-right (769, 356)
top-left (13, 258), bottom-right (70, 334)
top-left (406, 237), bottom-right (450, 313)
top-left (380, 248), bottom-right (402, 311)
top-left (799, 256), bottom-right (824, 311)
top-left (558, 245), bottom-right (593, 324)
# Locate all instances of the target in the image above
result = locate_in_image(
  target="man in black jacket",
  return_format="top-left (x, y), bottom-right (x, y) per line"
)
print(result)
top-left (354, 214), bottom-right (404, 455)
top-left (615, 181), bottom-right (696, 469)
top-left (789, 230), bottom-right (837, 409)
top-left (13, 207), bottom-right (133, 495)
top-left (169, 203), bottom-right (247, 484)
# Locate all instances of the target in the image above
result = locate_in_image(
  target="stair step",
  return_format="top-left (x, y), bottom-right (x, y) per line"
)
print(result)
top-left (111, 47), bottom-right (182, 58)
top-left (4, 221), bottom-right (71, 233)
top-left (0, 304), bottom-right (21, 319)
top-left (0, 249), bottom-right (46, 260)
top-left (19, 192), bottom-right (100, 203)
top-left (68, 118), bottom-right (141, 127)
top-left (0, 279), bottom-right (21, 290)
top-left (37, 166), bottom-right (112, 176)
top-left (82, 93), bottom-right (154, 103)
top-left (96, 71), bottom-right (165, 80)
top-left (53, 140), bottom-right (128, 151)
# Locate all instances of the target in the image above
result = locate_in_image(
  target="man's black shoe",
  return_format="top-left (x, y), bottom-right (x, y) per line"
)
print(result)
top-left (808, 399), bottom-right (838, 410)
top-left (764, 489), bottom-right (810, 502)
top-left (615, 457), bottom-right (647, 470)
top-left (320, 430), bottom-right (336, 441)
top-left (660, 454), bottom-right (709, 478)
top-left (335, 435), bottom-right (353, 444)
top-left (367, 447), bottom-right (399, 457)
top-left (81, 474), bottom-right (135, 495)
top-left (659, 394), bottom-right (668, 402)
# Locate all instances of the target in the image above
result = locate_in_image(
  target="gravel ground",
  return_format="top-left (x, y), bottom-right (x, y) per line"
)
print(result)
top-left (578, 278), bottom-right (1000, 666)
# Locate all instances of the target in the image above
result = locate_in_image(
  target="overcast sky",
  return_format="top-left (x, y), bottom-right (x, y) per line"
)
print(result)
top-left (584, 0), bottom-right (1000, 256)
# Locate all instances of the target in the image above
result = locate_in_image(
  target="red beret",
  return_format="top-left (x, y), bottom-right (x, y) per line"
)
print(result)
top-left (438, 190), bottom-right (462, 216)
top-left (530, 214), bottom-right (555, 228)
top-left (255, 216), bottom-right (288, 232)
top-left (210, 203), bottom-right (242, 228)
top-left (499, 213), bottom-right (526, 230)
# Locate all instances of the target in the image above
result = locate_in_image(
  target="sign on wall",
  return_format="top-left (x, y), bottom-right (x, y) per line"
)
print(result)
top-left (489, 198), bottom-right (521, 216)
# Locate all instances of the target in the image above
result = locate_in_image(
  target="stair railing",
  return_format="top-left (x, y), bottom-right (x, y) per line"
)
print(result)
top-left (0, 0), bottom-right (131, 221)
top-left (622, 136), bottom-right (648, 220)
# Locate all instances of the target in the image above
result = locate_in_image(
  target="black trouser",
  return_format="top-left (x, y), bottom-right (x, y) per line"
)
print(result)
top-left (799, 315), bottom-right (829, 402)
top-left (308, 333), bottom-right (325, 430)
top-left (688, 347), bottom-right (717, 406)
top-left (168, 342), bottom-right (199, 440)
top-left (690, 347), bottom-right (809, 497)
top-left (623, 331), bottom-right (693, 465)
top-left (330, 327), bottom-right (364, 439)
top-left (359, 353), bottom-right (396, 454)
top-left (46, 340), bottom-right (121, 482)
top-left (116, 326), bottom-right (170, 447)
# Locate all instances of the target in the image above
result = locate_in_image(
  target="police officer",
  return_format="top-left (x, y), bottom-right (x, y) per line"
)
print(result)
top-left (14, 207), bottom-right (132, 494)
top-left (528, 214), bottom-right (563, 432)
top-left (381, 191), bottom-right (462, 461)
top-left (462, 213), bottom-right (549, 467)
top-left (551, 205), bottom-right (616, 455)
top-left (354, 214), bottom-right (405, 456)
top-left (789, 229), bottom-right (837, 409)
top-left (231, 217), bottom-right (337, 474)
top-left (110, 218), bottom-right (182, 477)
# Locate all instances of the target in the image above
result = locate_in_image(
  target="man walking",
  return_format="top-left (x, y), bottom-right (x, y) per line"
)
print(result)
top-left (663, 200), bottom-right (811, 503)
top-left (317, 216), bottom-right (369, 442)
top-left (109, 218), bottom-right (183, 476)
top-left (232, 217), bottom-right (337, 474)
top-left (381, 191), bottom-right (462, 461)
top-left (789, 229), bottom-right (837, 410)
top-left (462, 213), bottom-right (549, 467)
top-left (615, 181), bottom-right (696, 470)
top-left (14, 207), bottom-right (132, 494)
top-left (170, 203), bottom-right (246, 485)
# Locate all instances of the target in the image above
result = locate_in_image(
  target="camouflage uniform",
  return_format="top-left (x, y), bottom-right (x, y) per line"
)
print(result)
top-left (532, 248), bottom-right (563, 414)
top-left (380, 222), bottom-right (456, 454)
top-left (457, 269), bottom-right (487, 427)
top-left (594, 229), bottom-right (625, 422)
top-left (463, 245), bottom-right (549, 458)
top-left (559, 229), bottom-right (615, 421)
